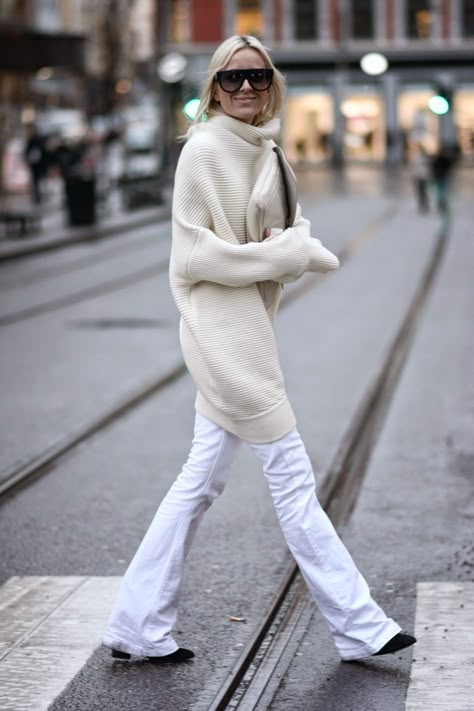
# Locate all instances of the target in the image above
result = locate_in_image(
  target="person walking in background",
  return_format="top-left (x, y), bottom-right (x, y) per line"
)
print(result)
top-left (410, 143), bottom-right (431, 213)
top-left (103, 35), bottom-right (416, 665)
top-left (431, 148), bottom-right (455, 214)
top-left (24, 124), bottom-right (47, 205)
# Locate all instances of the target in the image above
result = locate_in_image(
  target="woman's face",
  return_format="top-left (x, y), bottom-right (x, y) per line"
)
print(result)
top-left (214, 48), bottom-right (270, 124)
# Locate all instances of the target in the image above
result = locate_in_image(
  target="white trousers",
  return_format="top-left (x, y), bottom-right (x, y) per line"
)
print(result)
top-left (103, 412), bottom-right (400, 661)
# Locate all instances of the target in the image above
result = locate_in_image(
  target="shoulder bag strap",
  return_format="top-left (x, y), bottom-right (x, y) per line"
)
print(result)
top-left (272, 145), bottom-right (298, 228)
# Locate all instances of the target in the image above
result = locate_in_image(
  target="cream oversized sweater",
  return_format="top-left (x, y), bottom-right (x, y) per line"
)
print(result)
top-left (170, 114), bottom-right (339, 443)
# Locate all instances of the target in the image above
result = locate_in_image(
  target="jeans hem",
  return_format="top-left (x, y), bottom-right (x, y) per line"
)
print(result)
top-left (102, 633), bottom-right (179, 657)
top-left (337, 620), bottom-right (402, 661)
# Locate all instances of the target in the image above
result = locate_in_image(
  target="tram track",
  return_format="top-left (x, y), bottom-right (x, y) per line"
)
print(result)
top-left (0, 204), bottom-right (398, 500)
top-left (0, 259), bottom-right (170, 327)
top-left (194, 214), bottom-right (450, 711)
top-left (0, 364), bottom-right (186, 498)
top-left (0, 202), bottom-right (172, 266)
top-left (0, 224), bottom-right (169, 292)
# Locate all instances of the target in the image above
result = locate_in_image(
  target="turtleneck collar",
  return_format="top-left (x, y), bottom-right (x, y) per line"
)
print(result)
top-left (205, 114), bottom-right (281, 145)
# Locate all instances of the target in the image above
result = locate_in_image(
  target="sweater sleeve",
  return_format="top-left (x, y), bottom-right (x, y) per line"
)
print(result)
top-left (273, 206), bottom-right (339, 283)
top-left (171, 139), bottom-right (309, 287)
top-left (187, 225), bottom-right (308, 286)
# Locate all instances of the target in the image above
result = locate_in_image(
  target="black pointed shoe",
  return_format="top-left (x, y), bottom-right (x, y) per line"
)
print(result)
top-left (111, 647), bottom-right (195, 663)
top-left (373, 633), bottom-right (416, 656)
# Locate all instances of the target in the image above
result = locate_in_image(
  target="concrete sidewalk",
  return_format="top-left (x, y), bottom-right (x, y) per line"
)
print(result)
top-left (0, 182), bottom-right (172, 263)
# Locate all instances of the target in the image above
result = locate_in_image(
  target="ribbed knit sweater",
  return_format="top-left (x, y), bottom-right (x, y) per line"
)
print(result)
top-left (170, 114), bottom-right (339, 443)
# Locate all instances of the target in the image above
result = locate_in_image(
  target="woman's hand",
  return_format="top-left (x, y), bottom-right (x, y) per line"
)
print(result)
top-left (262, 227), bottom-right (283, 242)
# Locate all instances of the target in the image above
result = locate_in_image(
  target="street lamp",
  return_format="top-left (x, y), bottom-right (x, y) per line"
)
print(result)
top-left (359, 52), bottom-right (388, 76)
top-left (359, 52), bottom-right (398, 165)
top-left (158, 52), bottom-right (187, 84)
top-left (157, 52), bottom-right (188, 176)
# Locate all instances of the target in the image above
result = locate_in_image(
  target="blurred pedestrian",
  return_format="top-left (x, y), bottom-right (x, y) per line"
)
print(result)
top-left (431, 148), bottom-right (455, 214)
top-left (410, 143), bottom-right (431, 213)
top-left (103, 35), bottom-right (416, 665)
top-left (24, 124), bottom-right (47, 204)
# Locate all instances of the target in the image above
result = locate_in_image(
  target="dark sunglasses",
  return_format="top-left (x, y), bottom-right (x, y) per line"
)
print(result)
top-left (215, 68), bottom-right (273, 93)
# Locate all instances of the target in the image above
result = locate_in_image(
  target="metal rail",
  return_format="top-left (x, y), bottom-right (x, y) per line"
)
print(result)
top-left (0, 364), bottom-right (186, 499)
top-left (0, 260), bottom-right (169, 327)
top-left (0, 226), bottom-right (168, 292)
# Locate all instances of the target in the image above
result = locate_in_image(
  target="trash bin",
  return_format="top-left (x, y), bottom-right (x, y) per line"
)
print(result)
top-left (65, 174), bottom-right (96, 226)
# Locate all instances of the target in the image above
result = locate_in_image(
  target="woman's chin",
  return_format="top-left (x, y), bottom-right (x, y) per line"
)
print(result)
top-left (230, 110), bottom-right (256, 124)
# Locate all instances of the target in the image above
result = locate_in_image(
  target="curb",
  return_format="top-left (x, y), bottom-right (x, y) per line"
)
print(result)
top-left (0, 203), bottom-right (172, 263)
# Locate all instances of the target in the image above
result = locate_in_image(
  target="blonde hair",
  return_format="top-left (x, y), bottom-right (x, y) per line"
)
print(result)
top-left (190, 35), bottom-right (286, 128)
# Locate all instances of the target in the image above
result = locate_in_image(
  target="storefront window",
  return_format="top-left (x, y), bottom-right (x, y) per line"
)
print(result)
top-left (406, 0), bottom-right (432, 39)
top-left (236, 0), bottom-right (263, 37)
top-left (294, 0), bottom-right (318, 40)
top-left (170, 0), bottom-right (191, 43)
top-left (398, 86), bottom-right (474, 162)
top-left (341, 94), bottom-right (385, 161)
top-left (454, 89), bottom-right (474, 158)
top-left (349, 0), bottom-right (374, 39)
top-left (283, 91), bottom-right (333, 163)
top-left (462, 0), bottom-right (474, 36)
top-left (398, 89), bottom-right (440, 159)
top-left (35, 0), bottom-right (61, 31)
top-left (0, 1), bottom-right (18, 21)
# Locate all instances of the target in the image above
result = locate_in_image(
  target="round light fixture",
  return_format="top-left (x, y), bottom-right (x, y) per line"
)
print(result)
top-left (158, 52), bottom-right (188, 83)
top-left (360, 53), bottom-right (388, 76)
top-left (115, 79), bottom-right (132, 95)
top-left (36, 67), bottom-right (53, 80)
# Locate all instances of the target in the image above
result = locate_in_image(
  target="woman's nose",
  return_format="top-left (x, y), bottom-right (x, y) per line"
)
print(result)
top-left (240, 78), bottom-right (252, 91)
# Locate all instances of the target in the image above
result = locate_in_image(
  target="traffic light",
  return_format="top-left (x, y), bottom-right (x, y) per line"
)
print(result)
top-left (183, 98), bottom-right (200, 120)
top-left (429, 85), bottom-right (452, 115)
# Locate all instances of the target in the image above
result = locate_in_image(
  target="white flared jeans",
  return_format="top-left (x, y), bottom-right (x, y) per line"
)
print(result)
top-left (103, 412), bottom-right (400, 661)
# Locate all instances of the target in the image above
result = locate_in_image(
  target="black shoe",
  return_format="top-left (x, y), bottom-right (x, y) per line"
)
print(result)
top-left (373, 633), bottom-right (416, 656)
top-left (111, 647), bottom-right (195, 663)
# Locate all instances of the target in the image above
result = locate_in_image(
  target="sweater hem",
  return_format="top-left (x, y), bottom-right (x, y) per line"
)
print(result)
top-left (195, 392), bottom-right (296, 443)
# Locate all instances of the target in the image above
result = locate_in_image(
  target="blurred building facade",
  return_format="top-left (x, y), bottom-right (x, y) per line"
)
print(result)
top-left (0, 0), bottom-right (157, 191)
top-left (1, 0), bottom-right (473, 192)
top-left (0, 0), bottom-right (157, 123)
top-left (159, 0), bottom-right (474, 164)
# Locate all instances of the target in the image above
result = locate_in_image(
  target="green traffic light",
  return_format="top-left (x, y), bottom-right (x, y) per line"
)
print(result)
top-left (183, 98), bottom-right (200, 120)
top-left (428, 95), bottom-right (450, 115)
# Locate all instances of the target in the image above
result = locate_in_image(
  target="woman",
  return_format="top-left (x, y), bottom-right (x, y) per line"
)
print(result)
top-left (103, 35), bottom-right (415, 664)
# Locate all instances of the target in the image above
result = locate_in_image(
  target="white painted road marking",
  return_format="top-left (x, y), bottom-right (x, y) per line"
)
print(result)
top-left (406, 582), bottom-right (474, 711)
top-left (1, 578), bottom-right (473, 710)
top-left (0, 576), bottom-right (120, 711)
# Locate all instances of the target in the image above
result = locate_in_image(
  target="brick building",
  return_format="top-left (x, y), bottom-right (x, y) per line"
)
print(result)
top-left (159, 0), bottom-right (474, 164)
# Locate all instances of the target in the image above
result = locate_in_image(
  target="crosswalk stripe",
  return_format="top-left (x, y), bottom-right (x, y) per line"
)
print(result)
top-left (406, 582), bottom-right (474, 711)
top-left (1, 577), bottom-right (472, 709)
top-left (0, 576), bottom-right (120, 711)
